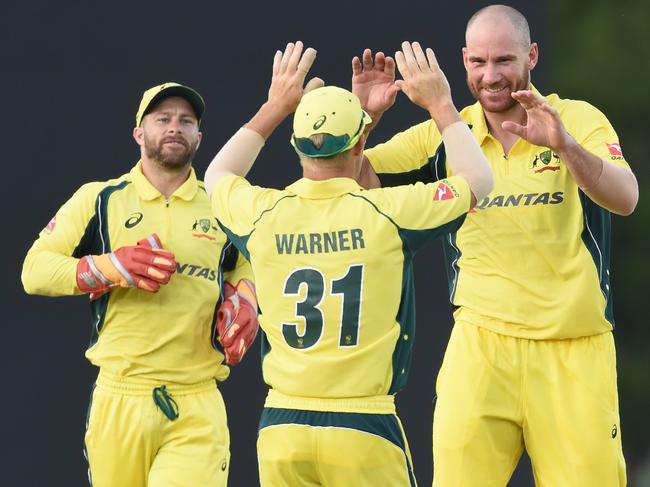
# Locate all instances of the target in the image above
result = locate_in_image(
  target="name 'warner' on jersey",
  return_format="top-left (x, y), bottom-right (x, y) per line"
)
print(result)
top-left (366, 89), bottom-right (631, 340)
top-left (22, 162), bottom-right (248, 384)
top-left (212, 174), bottom-right (471, 399)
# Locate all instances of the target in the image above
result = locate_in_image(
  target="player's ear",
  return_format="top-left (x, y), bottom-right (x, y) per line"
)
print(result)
top-left (462, 47), bottom-right (469, 70)
top-left (133, 126), bottom-right (144, 147)
top-left (195, 132), bottom-right (203, 151)
top-left (528, 42), bottom-right (539, 71)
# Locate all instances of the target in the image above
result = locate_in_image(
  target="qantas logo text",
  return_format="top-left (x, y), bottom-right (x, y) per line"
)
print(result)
top-left (474, 191), bottom-right (564, 210)
top-left (176, 262), bottom-right (217, 281)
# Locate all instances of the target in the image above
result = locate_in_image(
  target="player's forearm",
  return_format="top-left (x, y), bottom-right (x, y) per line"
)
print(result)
top-left (204, 100), bottom-right (295, 196)
top-left (204, 127), bottom-right (265, 196)
top-left (22, 247), bottom-right (81, 296)
top-left (558, 140), bottom-right (638, 215)
top-left (442, 121), bottom-right (494, 202)
top-left (245, 100), bottom-right (293, 141)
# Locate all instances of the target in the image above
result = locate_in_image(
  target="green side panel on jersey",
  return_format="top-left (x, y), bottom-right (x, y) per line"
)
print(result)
top-left (260, 328), bottom-right (272, 387)
top-left (441, 223), bottom-right (466, 306)
top-left (216, 221), bottom-right (251, 261)
top-left (73, 181), bottom-right (130, 348)
top-left (377, 143), bottom-right (446, 187)
top-left (578, 190), bottom-right (615, 326)
top-left (389, 250), bottom-right (416, 395)
top-left (389, 222), bottom-right (469, 394)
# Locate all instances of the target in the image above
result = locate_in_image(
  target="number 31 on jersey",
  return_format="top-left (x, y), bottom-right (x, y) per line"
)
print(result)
top-left (282, 264), bottom-right (364, 350)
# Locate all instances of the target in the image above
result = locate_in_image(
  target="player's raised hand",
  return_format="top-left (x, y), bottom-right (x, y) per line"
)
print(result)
top-left (394, 42), bottom-right (460, 130)
top-left (395, 42), bottom-right (453, 112)
top-left (268, 41), bottom-right (323, 116)
top-left (502, 90), bottom-right (573, 152)
top-left (352, 49), bottom-right (399, 120)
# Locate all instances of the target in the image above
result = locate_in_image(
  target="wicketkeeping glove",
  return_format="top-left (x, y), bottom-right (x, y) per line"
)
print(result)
top-left (76, 233), bottom-right (176, 299)
top-left (217, 279), bottom-right (259, 365)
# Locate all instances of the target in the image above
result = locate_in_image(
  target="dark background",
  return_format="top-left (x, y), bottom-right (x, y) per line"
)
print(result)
top-left (4, 1), bottom-right (648, 485)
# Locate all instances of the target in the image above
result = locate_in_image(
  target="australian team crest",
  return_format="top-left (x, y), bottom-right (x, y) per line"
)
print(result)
top-left (531, 149), bottom-right (561, 173)
top-left (192, 218), bottom-right (218, 240)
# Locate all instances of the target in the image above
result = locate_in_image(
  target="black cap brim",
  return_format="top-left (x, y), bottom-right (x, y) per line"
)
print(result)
top-left (143, 85), bottom-right (205, 123)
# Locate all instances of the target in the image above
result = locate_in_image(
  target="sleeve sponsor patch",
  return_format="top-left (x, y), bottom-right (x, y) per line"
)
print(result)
top-left (44, 215), bottom-right (57, 233)
top-left (607, 143), bottom-right (623, 156)
top-left (433, 181), bottom-right (458, 201)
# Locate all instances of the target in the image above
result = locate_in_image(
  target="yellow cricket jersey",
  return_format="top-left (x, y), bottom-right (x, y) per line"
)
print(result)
top-left (22, 161), bottom-right (250, 384)
top-left (211, 174), bottom-right (471, 401)
top-left (366, 90), bottom-right (631, 340)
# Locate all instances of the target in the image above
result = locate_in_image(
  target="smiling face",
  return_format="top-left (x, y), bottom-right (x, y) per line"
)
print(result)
top-left (134, 96), bottom-right (202, 169)
top-left (463, 14), bottom-right (537, 115)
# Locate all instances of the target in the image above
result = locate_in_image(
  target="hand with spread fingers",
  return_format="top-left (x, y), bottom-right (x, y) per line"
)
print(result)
top-left (394, 41), bottom-right (461, 130)
top-left (267, 41), bottom-right (324, 117)
top-left (245, 41), bottom-right (323, 141)
top-left (352, 49), bottom-right (400, 123)
top-left (502, 90), bottom-right (574, 152)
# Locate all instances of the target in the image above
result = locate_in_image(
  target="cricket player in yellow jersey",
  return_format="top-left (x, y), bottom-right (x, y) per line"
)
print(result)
top-left (204, 41), bottom-right (493, 486)
top-left (21, 83), bottom-right (259, 487)
top-left (353, 5), bottom-right (639, 486)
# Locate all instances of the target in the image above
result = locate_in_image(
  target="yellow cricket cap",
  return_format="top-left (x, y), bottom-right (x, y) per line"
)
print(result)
top-left (135, 82), bottom-right (205, 127)
top-left (291, 86), bottom-right (371, 158)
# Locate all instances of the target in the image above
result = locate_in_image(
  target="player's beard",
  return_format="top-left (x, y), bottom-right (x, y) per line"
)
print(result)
top-left (144, 134), bottom-right (197, 170)
top-left (467, 66), bottom-right (530, 114)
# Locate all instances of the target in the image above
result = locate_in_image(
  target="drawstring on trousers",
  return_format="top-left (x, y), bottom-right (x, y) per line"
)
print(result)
top-left (152, 385), bottom-right (179, 421)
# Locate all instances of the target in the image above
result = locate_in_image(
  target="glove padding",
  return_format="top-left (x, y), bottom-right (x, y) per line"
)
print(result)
top-left (217, 279), bottom-right (259, 365)
top-left (76, 233), bottom-right (176, 300)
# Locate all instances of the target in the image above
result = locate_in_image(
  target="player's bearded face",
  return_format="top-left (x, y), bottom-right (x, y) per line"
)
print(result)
top-left (144, 131), bottom-right (197, 169)
top-left (140, 97), bottom-right (201, 169)
top-left (466, 61), bottom-right (530, 114)
top-left (463, 23), bottom-right (533, 114)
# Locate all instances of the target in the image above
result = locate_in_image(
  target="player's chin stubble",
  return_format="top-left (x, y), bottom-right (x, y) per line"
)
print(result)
top-left (467, 68), bottom-right (530, 114)
top-left (145, 138), bottom-right (196, 170)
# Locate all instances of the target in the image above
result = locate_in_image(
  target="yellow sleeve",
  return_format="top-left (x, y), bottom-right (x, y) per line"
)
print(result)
top-left (22, 182), bottom-right (104, 296)
top-left (365, 120), bottom-right (443, 174)
top-left (368, 176), bottom-right (471, 251)
top-left (211, 174), bottom-right (283, 259)
top-left (571, 101), bottom-right (631, 169)
top-left (211, 175), bottom-right (258, 239)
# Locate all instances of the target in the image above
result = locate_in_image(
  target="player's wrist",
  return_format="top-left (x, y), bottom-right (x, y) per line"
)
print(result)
top-left (428, 101), bottom-right (462, 132)
top-left (553, 133), bottom-right (578, 158)
top-left (246, 101), bottom-right (292, 140)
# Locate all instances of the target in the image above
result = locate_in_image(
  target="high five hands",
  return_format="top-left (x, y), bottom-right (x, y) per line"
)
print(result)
top-left (247, 41), bottom-right (324, 140)
top-left (268, 41), bottom-right (324, 117)
top-left (352, 49), bottom-right (400, 125)
top-left (353, 42), bottom-right (460, 131)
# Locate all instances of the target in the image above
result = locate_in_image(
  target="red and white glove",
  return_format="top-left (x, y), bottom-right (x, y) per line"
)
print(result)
top-left (76, 233), bottom-right (176, 300)
top-left (217, 279), bottom-right (259, 365)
